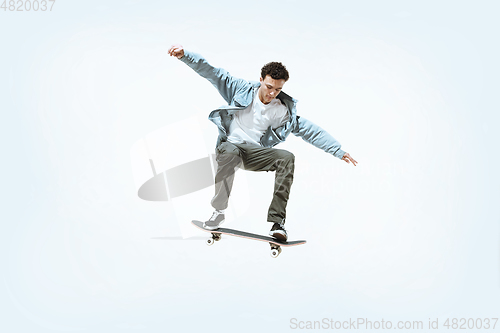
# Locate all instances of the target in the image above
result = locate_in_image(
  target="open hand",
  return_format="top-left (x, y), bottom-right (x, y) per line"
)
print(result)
top-left (168, 44), bottom-right (185, 59)
top-left (342, 153), bottom-right (357, 166)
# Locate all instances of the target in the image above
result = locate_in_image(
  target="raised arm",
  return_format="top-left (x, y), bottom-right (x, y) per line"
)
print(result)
top-left (168, 44), bottom-right (251, 104)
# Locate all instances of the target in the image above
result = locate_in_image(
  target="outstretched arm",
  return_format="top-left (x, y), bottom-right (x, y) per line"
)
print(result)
top-left (167, 44), bottom-right (250, 104)
top-left (292, 116), bottom-right (357, 166)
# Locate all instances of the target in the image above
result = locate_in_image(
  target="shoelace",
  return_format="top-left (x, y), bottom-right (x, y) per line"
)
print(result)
top-left (272, 223), bottom-right (285, 231)
top-left (210, 211), bottom-right (220, 221)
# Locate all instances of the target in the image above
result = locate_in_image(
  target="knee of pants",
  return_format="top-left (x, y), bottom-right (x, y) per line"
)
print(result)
top-left (276, 150), bottom-right (295, 164)
top-left (216, 142), bottom-right (241, 157)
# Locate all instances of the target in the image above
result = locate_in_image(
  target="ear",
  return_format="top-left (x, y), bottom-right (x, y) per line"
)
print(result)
top-left (259, 77), bottom-right (263, 83)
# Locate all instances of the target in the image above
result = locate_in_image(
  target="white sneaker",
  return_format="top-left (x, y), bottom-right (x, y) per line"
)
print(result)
top-left (204, 210), bottom-right (225, 230)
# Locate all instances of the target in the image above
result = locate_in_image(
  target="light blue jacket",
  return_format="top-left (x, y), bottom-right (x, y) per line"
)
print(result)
top-left (179, 51), bottom-right (345, 159)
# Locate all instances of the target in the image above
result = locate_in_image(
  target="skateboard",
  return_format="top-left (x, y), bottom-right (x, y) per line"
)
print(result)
top-left (191, 220), bottom-right (306, 258)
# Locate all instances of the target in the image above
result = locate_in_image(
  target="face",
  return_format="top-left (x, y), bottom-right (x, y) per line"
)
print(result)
top-left (258, 75), bottom-right (286, 104)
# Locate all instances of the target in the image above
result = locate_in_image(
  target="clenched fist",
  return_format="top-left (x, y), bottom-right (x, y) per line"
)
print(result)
top-left (168, 44), bottom-right (185, 59)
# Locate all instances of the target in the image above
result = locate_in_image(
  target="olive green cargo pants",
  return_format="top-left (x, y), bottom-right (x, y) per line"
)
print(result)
top-left (211, 141), bottom-right (295, 224)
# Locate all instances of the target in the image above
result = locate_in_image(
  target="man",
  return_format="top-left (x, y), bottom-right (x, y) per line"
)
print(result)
top-left (168, 44), bottom-right (357, 242)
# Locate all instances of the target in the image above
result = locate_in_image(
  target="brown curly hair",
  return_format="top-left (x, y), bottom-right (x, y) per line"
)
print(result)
top-left (261, 62), bottom-right (289, 82)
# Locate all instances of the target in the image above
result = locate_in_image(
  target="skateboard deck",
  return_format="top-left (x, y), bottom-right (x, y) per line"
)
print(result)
top-left (191, 220), bottom-right (306, 258)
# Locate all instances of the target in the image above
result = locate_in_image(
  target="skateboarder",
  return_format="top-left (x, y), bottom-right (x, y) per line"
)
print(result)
top-left (168, 44), bottom-right (357, 242)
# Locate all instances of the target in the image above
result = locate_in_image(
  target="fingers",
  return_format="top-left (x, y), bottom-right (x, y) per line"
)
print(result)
top-left (168, 47), bottom-right (180, 57)
top-left (342, 153), bottom-right (358, 166)
top-left (167, 44), bottom-right (184, 58)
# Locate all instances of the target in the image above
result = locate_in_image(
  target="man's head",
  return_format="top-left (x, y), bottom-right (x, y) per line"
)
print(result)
top-left (259, 62), bottom-right (289, 104)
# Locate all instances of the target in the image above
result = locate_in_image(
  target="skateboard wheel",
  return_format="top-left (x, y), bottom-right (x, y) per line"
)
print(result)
top-left (206, 238), bottom-right (214, 246)
top-left (270, 249), bottom-right (280, 258)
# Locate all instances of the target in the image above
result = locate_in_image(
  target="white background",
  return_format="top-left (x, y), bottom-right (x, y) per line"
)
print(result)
top-left (1, 0), bottom-right (499, 332)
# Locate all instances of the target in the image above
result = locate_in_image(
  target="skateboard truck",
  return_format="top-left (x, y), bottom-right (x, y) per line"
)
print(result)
top-left (206, 232), bottom-right (222, 246)
top-left (269, 243), bottom-right (282, 258)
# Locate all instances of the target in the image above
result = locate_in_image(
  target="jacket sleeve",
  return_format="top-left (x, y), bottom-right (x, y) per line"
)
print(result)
top-left (291, 116), bottom-right (345, 159)
top-left (179, 51), bottom-right (250, 104)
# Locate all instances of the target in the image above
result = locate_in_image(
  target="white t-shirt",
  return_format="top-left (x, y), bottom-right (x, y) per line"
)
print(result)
top-left (227, 92), bottom-right (289, 146)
